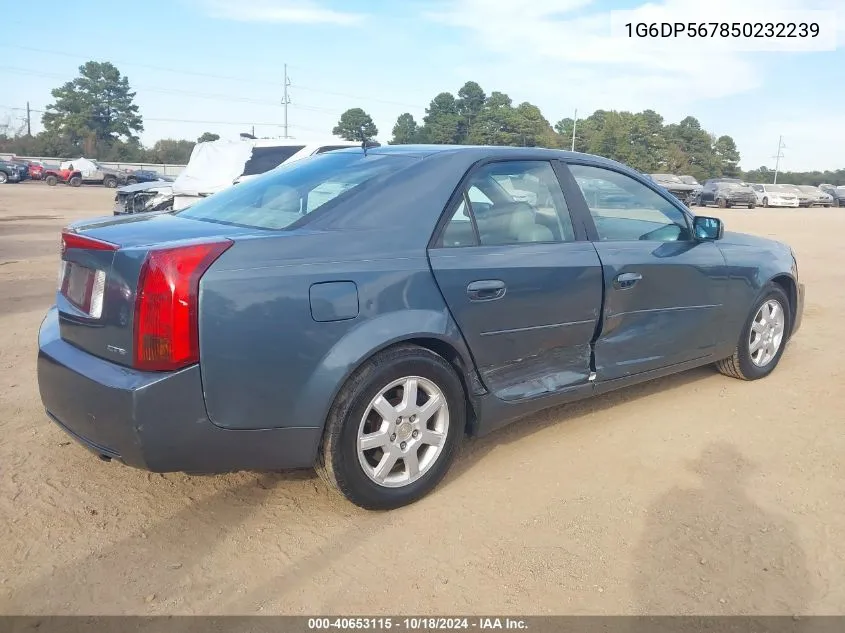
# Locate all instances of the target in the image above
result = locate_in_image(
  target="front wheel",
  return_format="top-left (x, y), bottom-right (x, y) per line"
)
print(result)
top-left (716, 284), bottom-right (791, 381)
top-left (104, 177), bottom-right (117, 188)
top-left (317, 344), bottom-right (465, 510)
top-left (717, 197), bottom-right (727, 208)
top-left (0, 172), bottom-right (7, 184)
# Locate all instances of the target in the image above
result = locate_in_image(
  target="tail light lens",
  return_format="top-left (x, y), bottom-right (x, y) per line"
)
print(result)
top-left (133, 240), bottom-right (232, 371)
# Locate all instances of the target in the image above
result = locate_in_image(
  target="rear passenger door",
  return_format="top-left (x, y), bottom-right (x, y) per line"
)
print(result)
top-left (428, 160), bottom-right (603, 401)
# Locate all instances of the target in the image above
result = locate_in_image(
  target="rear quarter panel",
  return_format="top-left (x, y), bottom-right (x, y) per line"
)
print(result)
top-left (198, 230), bottom-right (472, 433)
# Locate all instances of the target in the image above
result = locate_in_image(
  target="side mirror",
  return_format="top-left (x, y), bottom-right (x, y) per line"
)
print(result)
top-left (694, 216), bottom-right (724, 241)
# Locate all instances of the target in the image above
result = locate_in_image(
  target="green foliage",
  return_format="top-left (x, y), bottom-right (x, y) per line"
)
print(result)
top-left (333, 108), bottom-right (378, 141)
top-left (145, 139), bottom-right (196, 164)
top-left (743, 166), bottom-right (845, 186)
top-left (197, 132), bottom-right (220, 143)
top-left (390, 113), bottom-right (423, 144)
top-left (42, 61), bottom-right (143, 156)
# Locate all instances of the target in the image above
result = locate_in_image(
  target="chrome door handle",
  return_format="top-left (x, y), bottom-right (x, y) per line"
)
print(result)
top-left (614, 272), bottom-right (642, 289)
top-left (467, 280), bottom-right (506, 302)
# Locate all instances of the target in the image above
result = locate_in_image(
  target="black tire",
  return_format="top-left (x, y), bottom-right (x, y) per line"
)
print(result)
top-left (748, 203), bottom-right (755, 209)
top-left (835, 199), bottom-right (841, 208)
top-left (104, 176), bottom-right (117, 188)
top-left (317, 344), bottom-right (465, 510)
top-left (717, 197), bottom-right (727, 208)
top-left (716, 284), bottom-right (791, 381)
top-left (69, 176), bottom-right (82, 187)
top-left (126, 177), bottom-right (137, 185)
top-left (45, 175), bottom-right (58, 186)
top-left (0, 171), bottom-right (7, 184)
top-left (762, 197), bottom-right (769, 208)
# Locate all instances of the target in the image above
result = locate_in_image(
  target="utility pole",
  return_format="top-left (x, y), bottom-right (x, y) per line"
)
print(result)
top-left (282, 64), bottom-right (291, 139)
top-left (571, 109), bottom-right (578, 152)
top-left (772, 135), bottom-right (786, 184)
top-left (26, 101), bottom-right (31, 136)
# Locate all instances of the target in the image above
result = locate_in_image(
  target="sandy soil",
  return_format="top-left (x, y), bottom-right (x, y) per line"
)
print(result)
top-left (0, 183), bottom-right (843, 615)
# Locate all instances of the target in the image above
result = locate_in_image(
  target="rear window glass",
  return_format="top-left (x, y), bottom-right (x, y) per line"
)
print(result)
top-left (176, 152), bottom-right (415, 230)
top-left (241, 146), bottom-right (306, 176)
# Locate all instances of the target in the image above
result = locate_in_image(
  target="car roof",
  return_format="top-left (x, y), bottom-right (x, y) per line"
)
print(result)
top-left (330, 144), bottom-right (639, 172)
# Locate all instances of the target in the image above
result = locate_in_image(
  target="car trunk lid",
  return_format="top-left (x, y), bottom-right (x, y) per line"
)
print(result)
top-left (57, 213), bottom-right (254, 368)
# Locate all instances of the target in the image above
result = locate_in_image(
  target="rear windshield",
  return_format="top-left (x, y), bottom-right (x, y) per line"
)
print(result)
top-left (175, 151), bottom-right (415, 230)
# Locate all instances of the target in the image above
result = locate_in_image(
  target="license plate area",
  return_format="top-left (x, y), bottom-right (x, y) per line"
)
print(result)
top-left (60, 262), bottom-right (106, 318)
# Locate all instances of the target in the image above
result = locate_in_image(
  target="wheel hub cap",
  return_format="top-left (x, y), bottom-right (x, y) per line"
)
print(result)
top-left (356, 376), bottom-right (450, 488)
top-left (748, 299), bottom-right (785, 368)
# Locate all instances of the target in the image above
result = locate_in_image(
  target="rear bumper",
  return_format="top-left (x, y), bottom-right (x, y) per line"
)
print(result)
top-left (37, 308), bottom-right (322, 473)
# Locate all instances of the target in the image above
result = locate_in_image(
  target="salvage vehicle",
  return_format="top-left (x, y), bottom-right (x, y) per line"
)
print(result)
top-left (124, 169), bottom-right (171, 185)
top-left (794, 185), bottom-right (833, 207)
top-left (819, 184), bottom-right (845, 207)
top-left (50, 158), bottom-right (125, 188)
top-left (678, 175), bottom-right (703, 204)
top-left (698, 178), bottom-right (757, 208)
top-left (43, 167), bottom-right (83, 187)
top-left (113, 181), bottom-right (175, 215)
top-left (0, 158), bottom-right (29, 184)
top-left (37, 146), bottom-right (804, 509)
top-left (750, 184), bottom-right (800, 208)
top-left (648, 173), bottom-right (697, 205)
top-left (118, 139), bottom-right (375, 214)
top-left (780, 185), bottom-right (813, 207)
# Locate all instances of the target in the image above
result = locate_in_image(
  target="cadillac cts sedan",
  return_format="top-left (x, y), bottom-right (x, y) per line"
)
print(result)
top-left (37, 146), bottom-right (805, 509)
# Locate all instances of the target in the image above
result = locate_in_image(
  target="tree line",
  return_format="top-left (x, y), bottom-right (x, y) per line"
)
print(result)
top-left (1, 61), bottom-right (842, 185)
top-left (0, 61), bottom-right (220, 164)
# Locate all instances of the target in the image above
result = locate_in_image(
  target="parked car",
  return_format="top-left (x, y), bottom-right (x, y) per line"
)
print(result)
top-left (778, 185), bottom-right (813, 207)
top-left (648, 173), bottom-right (697, 205)
top-left (116, 139), bottom-right (377, 215)
top-left (113, 181), bottom-right (174, 215)
top-left (37, 146), bottom-right (804, 509)
top-left (54, 158), bottom-right (125, 188)
top-left (43, 167), bottom-right (83, 187)
top-left (26, 160), bottom-right (47, 180)
top-left (794, 185), bottom-right (833, 207)
top-left (699, 179), bottom-right (757, 208)
top-left (0, 158), bottom-right (29, 184)
top-left (750, 184), bottom-right (799, 208)
top-left (678, 175), bottom-right (703, 204)
top-left (819, 184), bottom-right (845, 207)
top-left (124, 169), bottom-right (171, 185)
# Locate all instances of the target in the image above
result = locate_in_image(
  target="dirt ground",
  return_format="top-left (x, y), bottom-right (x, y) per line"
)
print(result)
top-left (0, 183), bottom-right (843, 616)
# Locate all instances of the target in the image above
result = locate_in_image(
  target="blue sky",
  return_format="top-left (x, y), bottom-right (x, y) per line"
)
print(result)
top-left (1, 0), bottom-right (842, 171)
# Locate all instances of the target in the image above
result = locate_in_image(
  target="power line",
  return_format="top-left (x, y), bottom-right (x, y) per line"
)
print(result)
top-left (0, 104), bottom-right (325, 133)
top-left (0, 44), bottom-right (426, 111)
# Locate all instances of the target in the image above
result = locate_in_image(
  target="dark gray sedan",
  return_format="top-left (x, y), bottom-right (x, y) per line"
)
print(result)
top-left (37, 146), bottom-right (805, 509)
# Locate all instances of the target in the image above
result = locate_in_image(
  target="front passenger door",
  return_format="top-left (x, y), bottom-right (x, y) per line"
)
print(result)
top-left (564, 164), bottom-right (728, 381)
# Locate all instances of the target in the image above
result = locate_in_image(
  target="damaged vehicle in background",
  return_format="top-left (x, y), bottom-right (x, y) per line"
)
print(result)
top-left (648, 173), bottom-right (697, 206)
top-left (113, 138), bottom-right (376, 215)
top-left (698, 178), bottom-right (757, 209)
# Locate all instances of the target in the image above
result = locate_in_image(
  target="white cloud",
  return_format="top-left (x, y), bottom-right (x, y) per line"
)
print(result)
top-left (425, 0), bottom-right (843, 168)
top-left (196, 0), bottom-right (365, 25)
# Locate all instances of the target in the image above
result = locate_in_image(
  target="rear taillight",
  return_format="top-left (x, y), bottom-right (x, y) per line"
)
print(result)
top-left (133, 240), bottom-right (232, 372)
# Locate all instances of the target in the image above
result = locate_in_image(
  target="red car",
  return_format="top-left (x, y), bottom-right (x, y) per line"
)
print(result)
top-left (43, 167), bottom-right (83, 187)
top-left (27, 161), bottom-right (46, 180)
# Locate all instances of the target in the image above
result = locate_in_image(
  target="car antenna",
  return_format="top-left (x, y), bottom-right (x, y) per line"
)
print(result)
top-left (360, 125), bottom-right (368, 156)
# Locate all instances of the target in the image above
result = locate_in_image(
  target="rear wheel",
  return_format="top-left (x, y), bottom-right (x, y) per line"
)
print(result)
top-left (762, 197), bottom-right (769, 207)
top-left (69, 176), bottom-right (82, 187)
top-left (716, 284), bottom-right (791, 381)
top-left (0, 171), bottom-right (7, 184)
top-left (748, 203), bottom-right (755, 209)
top-left (717, 197), bottom-right (727, 208)
top-left (317, 344), bottom-right (465, 510)
top-left (45, 175), bottom-right (58, 186)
